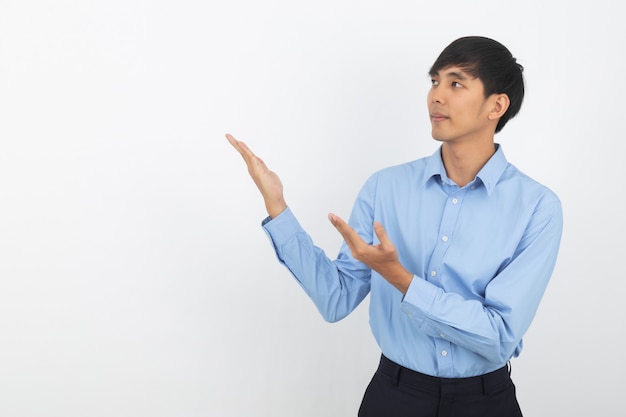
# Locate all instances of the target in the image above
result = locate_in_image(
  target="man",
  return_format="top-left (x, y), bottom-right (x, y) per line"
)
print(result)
top-left (227, 36), bottom-right (562, 417)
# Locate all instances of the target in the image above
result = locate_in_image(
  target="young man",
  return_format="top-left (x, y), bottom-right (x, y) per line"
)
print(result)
top-left (227, 36), bottom-right (562, 417)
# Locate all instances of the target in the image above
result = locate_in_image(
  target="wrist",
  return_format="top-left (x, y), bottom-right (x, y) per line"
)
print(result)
top-left (266, 199), bottom-right (287, 219)
top-left (381, 264), bottom-right (413, 294)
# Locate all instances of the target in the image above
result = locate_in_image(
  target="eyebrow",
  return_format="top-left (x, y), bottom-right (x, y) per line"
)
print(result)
top-left (442, 70), bottom-right (468, 80)
top-left (430, 68), bottom-right (471, 79)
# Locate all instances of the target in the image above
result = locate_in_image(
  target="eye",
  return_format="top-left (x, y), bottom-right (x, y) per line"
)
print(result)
top-left (431, 79), bottom-right (439, 86)
top-left (452, 81), bottom-right (463, 88)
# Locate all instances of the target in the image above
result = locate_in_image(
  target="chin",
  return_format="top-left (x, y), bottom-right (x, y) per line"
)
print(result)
top-left (431, 131), bottom-right (447, 142)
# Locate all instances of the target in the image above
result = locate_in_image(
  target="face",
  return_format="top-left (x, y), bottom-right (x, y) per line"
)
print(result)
top-left (427, 66), bottom-right (499, 145)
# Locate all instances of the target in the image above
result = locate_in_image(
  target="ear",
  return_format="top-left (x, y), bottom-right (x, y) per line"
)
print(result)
top-left (488, 93), bottom-right (510, 121)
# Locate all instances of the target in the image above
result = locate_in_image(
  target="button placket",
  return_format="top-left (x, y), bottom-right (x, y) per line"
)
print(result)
top-left (434, 339), bottom-right (453, 375)
top-left (427, 189), bottom-right (466, 278)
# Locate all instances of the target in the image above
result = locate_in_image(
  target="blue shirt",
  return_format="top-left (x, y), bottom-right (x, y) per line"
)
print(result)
top-left (262, 145), bottom-right (563, 378)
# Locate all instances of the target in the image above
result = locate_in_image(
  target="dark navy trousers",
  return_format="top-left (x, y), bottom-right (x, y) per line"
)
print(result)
top-left (358, 355), bottom-right (523, 417)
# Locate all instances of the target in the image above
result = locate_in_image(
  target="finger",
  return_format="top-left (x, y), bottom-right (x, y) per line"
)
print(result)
top-left (225, 133), bottom-right (259, 167)
top-left (225, 133), bottom-right (243, 154)
top-left (328, 213), bottom-right (362, 248)
top-left (328, 213), bottom-right (348, 233)
top-left (225, 133), bottom-right (252, 155)
top-left (225, 132), bottom-right (237, 145)
top-left (328, 213), bottom-right (349, 238)
top-left (254, 155), bottom-right (269, 172)
top-left (373, 221), bottom-right (391, 247)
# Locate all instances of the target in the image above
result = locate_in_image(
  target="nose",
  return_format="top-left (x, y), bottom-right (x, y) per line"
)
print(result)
top-left (428, 86), bottom-right (443, 105)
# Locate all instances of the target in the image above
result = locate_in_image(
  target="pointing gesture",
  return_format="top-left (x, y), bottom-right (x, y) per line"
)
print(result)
top-left (226, 133), bottom-right (287, 218)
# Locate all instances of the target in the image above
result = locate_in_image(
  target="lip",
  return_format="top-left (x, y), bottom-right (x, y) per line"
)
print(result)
top-left (430, 112), bottom-right (449, 122)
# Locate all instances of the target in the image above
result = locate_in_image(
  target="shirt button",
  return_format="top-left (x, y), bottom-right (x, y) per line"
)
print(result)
top-left (441, 235), bottom-right (448, 242)
top-left (430, 270), bottom-right (437, 277)
top-left (441, 350), bottom-right (448, 357)
top-left (451, 198), bottom-right (458, 204)
top-left (470, 185), bottom-right (476, 190)
top-left (439, 333), bottom-right (445, 338)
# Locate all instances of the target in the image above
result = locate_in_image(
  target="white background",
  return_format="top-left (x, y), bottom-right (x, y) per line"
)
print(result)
top-left (0, 1), bottom-right (624, 416)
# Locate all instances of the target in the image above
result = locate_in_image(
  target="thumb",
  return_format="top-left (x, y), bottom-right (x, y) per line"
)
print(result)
top-left (373, 221), bottom-right (390, 245)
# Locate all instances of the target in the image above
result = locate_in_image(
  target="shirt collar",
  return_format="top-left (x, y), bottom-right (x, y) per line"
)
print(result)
top-left (422, 144), bottom-right (509, 195)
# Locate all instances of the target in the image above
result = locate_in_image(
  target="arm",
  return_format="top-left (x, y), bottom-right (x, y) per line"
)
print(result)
top-left (227, 134), bottom-right (371, 322)
top-left (401, 200), bottom-right (563, 362)
top-left (263, 209), bottom-right (372, 322)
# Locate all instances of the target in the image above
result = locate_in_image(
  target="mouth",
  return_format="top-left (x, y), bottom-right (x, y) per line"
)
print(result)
top-left (430, 112), bottom-right (449, 123)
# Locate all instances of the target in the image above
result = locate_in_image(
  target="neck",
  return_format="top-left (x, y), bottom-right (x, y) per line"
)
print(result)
top-left (440, 140), bottom-right (496, 187)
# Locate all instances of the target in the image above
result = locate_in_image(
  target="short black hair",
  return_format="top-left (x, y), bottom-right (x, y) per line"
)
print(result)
top-left (429, 36), bottom-right (524, 133)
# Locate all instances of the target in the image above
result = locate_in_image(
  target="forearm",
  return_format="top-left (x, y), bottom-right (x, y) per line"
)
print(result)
top-left (402, 243), bottom-right (559, 362)
top-left (265, 197), bottom-right (287, 219)
top-left (401, 278), bottom-right (520, 363)
top-left (263, 208), bottom-right (371, 322)
top-left (400, 198), bottom-right (562, 363)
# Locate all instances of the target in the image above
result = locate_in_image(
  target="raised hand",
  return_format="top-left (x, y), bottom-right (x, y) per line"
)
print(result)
top-left (328, 213), bottom-right (413, 294)
top-left (226, 133), bottom-right (287, 218)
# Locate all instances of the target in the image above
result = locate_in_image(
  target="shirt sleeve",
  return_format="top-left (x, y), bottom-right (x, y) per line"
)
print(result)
top-left (400, 198), bottom-right (563, 363)
top-left (262, 207), bottom-right (372, 323)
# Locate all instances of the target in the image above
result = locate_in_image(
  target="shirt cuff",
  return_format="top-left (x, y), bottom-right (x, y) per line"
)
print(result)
top-left (261, 207), bottom-right (303, 246)
top-left (400, 275), bottom-right (440, 324)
